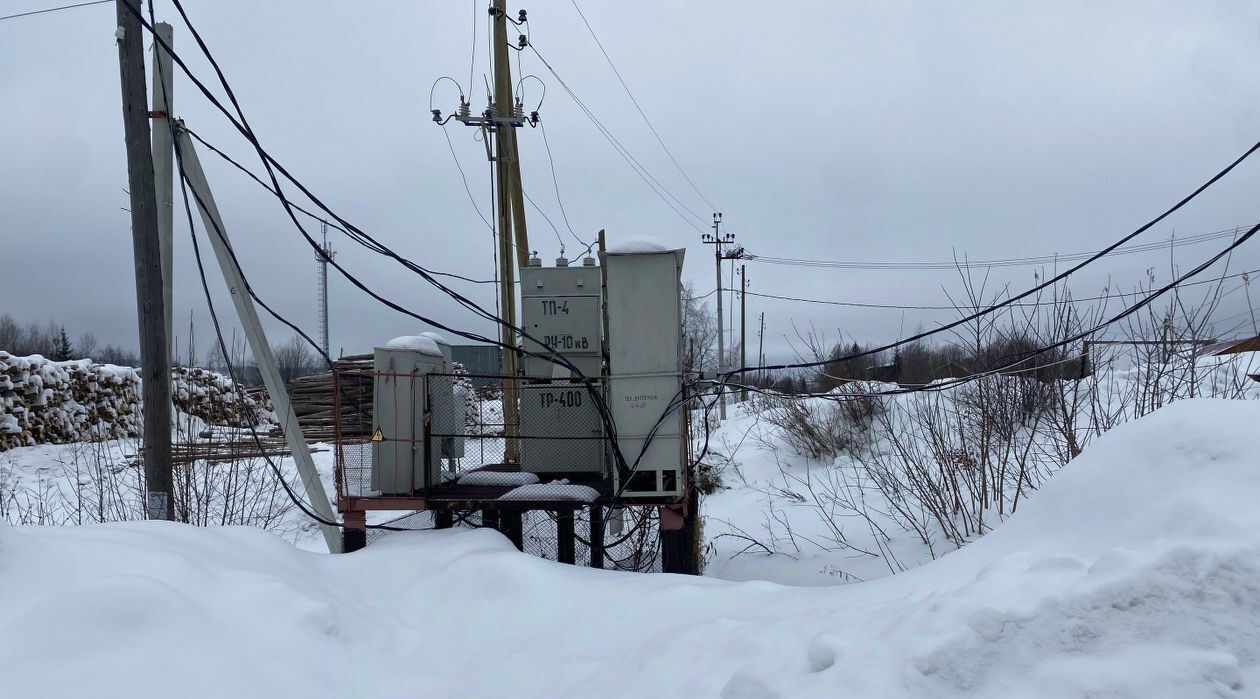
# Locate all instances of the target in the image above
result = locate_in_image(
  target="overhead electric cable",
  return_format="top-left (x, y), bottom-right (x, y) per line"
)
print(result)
top-left (734, 268), bottom-right (1260, 310)
top-left (526, 42), bottom-right (708, 233)
top-left (715, 133), bottom-right (1260, 376)
top-left (744, 224), bottom-right (1251, 270)
top-left (568, 0), bottom-right (718, 212)
top-left (0, 0), bottom-right (108, 23)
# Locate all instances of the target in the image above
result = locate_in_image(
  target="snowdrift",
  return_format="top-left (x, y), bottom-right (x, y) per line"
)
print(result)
top-left (2, 399), bottom-right (1259, 698)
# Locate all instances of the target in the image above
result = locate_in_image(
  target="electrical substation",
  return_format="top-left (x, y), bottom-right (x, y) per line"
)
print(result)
top-left (110, 0), bottom-right (703, 571)
top-left (334, 243), bottom-right (697, 572)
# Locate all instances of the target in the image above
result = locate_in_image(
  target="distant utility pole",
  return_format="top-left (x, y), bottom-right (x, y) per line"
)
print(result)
top-left (149, 21), bottom-right (174, 363)
top-left (701, 213), bottom-right (744, 419)
top-left (316, 222), bottom-right (334, 358)
top-left (757, 311), bottom-right (766, 385)
top-left (116, 0), bottom-right (173, 520)
top-left (739, 265), bottom-right (747, 402)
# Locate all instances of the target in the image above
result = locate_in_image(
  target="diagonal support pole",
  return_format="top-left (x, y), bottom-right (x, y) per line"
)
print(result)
top-left (175, 128), bottom-right (341, 552)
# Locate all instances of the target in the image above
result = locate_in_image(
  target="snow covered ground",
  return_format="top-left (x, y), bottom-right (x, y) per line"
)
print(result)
top-left (2, 398), bottom-right (1259, 697)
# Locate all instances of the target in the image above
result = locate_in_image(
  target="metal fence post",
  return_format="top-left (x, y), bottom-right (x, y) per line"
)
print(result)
top-left (557, 509), bottom-right (576, 564)
top-left (588, 504), bottom-right (605, 569)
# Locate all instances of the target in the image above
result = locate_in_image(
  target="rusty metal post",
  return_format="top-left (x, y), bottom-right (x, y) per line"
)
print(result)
top-left (588, 504), bottom-right (605, 569)
top-left (557, 509), bottom-right (576, 564)
top-left (502, 510), bottom-right (524, 550)
top-left (434, 509), bottom-right (454, 529)
top-left (660, 503), bottom-right (699, 574)
top-left (342, 509), bottom-right (367, 553)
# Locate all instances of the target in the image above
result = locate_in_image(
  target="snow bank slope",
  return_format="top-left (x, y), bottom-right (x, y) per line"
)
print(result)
top-left (3, 399), bottom-right (1259, 698)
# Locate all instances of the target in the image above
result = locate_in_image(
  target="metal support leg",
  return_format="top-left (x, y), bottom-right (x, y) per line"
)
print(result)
top-left (659, 505), bottom-right (698, 575)
top-left (588, 504), bottom-right (605, 569)
top-left (557, 509), bottom-right (575, 565)
top-left (434, 509), bottom-right (454, 529)
top-left (342, 510), bottom-right (367, 553)
top-left (501, 511), bottom-right (524, 551)
top-left (481, 508), bottom-right (499, 531)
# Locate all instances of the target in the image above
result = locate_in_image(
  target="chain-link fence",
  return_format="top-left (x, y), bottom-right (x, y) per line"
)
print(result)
top-left (365, 505), bottom-right (662, 572)
top-left (335, 368), bottom-right (665, 572)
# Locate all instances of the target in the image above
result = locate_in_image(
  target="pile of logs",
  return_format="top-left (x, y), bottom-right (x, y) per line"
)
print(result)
top-left (171, 366), bottom-right (271, 428)
top-left (0, 352), bottom-right (276, 452)
top-left (0, 353), bottom-right (142, 450)
top-left (287, 355), bottom-right (373, 442)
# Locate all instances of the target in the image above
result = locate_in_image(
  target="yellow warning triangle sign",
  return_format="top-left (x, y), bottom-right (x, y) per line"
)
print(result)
top-left (370, 428), bottom-right (384, 442)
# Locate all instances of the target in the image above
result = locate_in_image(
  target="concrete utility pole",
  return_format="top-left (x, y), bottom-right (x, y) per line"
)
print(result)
top-left (176, 128), bottom-right (341, 553)
top-left (739, 265), bottom-right (747, 402)
top-left (116, 0), bottom-right (173, 520)
top-left (150, 21), bottom-right (174, 363)
top-left (702, 213), bottom-right (735, 419)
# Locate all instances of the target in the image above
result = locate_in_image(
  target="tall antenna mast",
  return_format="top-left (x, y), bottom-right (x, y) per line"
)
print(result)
top-left (316, 221), bottom-right (334, 358)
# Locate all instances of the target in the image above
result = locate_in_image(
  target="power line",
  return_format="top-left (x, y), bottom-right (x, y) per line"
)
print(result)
top-left (527, 42), bottom-right (708, 233)
top-left (717, 132), bottom-right (1260, 375)
top-left (140, 0), bottom-right (638, 483)
top-left (523, 188), bottom-right (567, 251)
top-left (0, 0), bottom-right (108, 23)
top-left (734, 268), bottom-right (1260, 310)
top-left (744, 224), bottom-right (1253, 270)
top-left (724, 218), bottom-right (1259, 396)
top-left (568, 0), bottom-right (717, 212)
top-left (186, 128), bottom-right (497, 285)
top-left (441, 124), bottom-right (495, 233)
top-left (539, 120), bottom-right (588, 249)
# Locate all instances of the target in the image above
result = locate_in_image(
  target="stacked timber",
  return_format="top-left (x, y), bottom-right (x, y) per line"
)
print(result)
top-left (171, 366), bottom-right (272, 428)
top-left (288, 355), bottom-right (373, 442)
top-left (285, 357), bottom-right (478, 441)
top-left (0, 352), bottom-right (274, 451)
top-left (0, 353), bottom-right (142, 450)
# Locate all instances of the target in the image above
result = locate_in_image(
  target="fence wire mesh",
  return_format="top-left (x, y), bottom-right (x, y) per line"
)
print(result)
top-left (336, 368), bottom-right (661, 572)
top-left (364, 506), bottom-right (661, 572)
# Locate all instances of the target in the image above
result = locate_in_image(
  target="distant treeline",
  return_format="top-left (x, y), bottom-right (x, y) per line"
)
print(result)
top-left (743, 336), bottom-right (1083, 395)
top-left (0, 314), bottom-right (139, 366)
top-left (0, 314), bottom-right (321, 385)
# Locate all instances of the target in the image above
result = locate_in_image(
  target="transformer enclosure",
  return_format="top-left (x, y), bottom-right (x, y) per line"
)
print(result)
top-left (371, 339), bottom-right (445, 494)
top-left (520, 260), bottom-right (602, 380)
top-left (420, 331), bottom-right (464, 460)
top-left (603, 246), bottom-right (686, 498)
top-left (518, 381), bottom-right (606, 474)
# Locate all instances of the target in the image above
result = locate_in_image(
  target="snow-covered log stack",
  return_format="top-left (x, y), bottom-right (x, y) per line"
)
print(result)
top-left (170, 366), bottom-right (271, 428)
top-left (0, 353), bottom-right (142, 450)
top-left (0, 352), bottom-right (272, 451)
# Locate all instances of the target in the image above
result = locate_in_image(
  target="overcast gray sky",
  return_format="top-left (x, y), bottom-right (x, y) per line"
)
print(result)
top-left (3, 0), bottom-right (1260, 364)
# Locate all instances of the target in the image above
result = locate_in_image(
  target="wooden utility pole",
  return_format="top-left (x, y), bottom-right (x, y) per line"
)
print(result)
top-left (739, 265), bottom-right (747, 402)
top-left (702, 214), bottom-right (727, 419)
top-left (491, 0), bottom-right (525, 462)
top-left (757, 311), bottom-right (765, 385)
top-left (116, 0), bottom-right (173, 520)
top-left (150, 21), bottom-right (174, 363)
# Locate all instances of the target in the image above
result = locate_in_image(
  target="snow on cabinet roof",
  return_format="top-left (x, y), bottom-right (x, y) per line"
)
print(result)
top-left (605, 237), bottom-right (681, 254)
top-left (418, 331), bottom-right (450, 347)
top-left (381, 335), bottom-right (443, 356)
